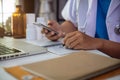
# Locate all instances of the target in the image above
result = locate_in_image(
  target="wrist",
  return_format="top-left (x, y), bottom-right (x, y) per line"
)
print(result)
top-left (61, 32), bottom-right (66, 38)
top-left (59, 27), bottom-right (66, 38)
top-left (96, 38), bottom-right (104, 50)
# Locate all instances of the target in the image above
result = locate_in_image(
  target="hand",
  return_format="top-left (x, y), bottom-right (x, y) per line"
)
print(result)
top-left (41, 20), bottom-right (63, 41)
top-left (63, 31), bottom-right (103, 50)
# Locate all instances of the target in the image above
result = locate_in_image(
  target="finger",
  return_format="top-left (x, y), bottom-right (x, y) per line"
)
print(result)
top-left (69, 38), bottom-right (81, 48)
top-left (73, 43), bottom-right (90, 50)
top-left (44, 29), bottom-right (49, 33)
top-left (41, 28), bottom-right (45, 34)
top-left (65, 36), bottom-right (78, 48)
top-left (41, 28), bottom-right (48, 34)
top-left (46, 31), bottom-right (55, 38)
top-left (73, 45), bottom-right (83, 50)
top-left (47, 34), bottom-right (60, 41)
top-left (63, 32), bottom-right (76, 44)
top-left (58, 32), bottom-right (63, 38)
top-left (47, 20), bottom-right (56, 26)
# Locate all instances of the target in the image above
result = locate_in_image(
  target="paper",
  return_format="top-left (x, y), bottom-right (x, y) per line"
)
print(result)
top-left (25, 39), bottom-right (62, 47)
top-left (0, 67), bottom-right (17, 80)
top-left (47, 45), bottom-right (81, 55)
top-left (47, 45), bottom-right (110, 57)
top-left (106, 75), bottom-right (120, 80)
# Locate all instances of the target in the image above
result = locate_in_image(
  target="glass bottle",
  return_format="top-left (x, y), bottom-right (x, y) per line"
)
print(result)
top-left (39, 0), bottom-right (55, 22)
top-left (11, 5), bottom-right (26, 38)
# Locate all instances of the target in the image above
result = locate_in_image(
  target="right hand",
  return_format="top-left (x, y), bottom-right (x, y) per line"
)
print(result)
top-left (41, 20), bottom-right (63, 41)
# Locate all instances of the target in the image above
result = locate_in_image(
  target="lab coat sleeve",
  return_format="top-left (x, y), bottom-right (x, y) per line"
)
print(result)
top-left (61, 0), bottom-right (77, 27)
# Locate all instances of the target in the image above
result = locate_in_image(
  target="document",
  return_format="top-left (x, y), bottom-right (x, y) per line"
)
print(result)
top-left (25, 38), bottom-right (62, 47)
top-left (47, 45), bottom-right (80, 55)
top-left (106, 75), bottom-right (120, 80)
top-left (25, 38), bottom-right (109, 56)
top-left (0, 67), bottom-right (17, 80)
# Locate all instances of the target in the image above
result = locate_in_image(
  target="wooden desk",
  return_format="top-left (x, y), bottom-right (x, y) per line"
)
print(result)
top-left (91, 67), bottom-right (120, 80)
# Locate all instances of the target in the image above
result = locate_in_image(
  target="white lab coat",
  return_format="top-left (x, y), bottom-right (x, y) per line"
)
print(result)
top-left (62, 0), bottom-right (120, 42)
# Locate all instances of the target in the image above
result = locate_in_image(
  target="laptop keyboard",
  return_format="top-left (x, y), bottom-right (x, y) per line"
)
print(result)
top-left (0, 43), bottom-right (21, 55)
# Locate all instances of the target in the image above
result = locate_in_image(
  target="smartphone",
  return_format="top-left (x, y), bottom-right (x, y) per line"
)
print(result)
top-left (33, 22), bottom-right (59, 35)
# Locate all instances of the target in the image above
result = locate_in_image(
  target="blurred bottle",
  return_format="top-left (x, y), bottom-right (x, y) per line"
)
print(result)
top-left (26, 14), bottom-right (36, 40)
top-left (0, 27), bottom-right (5, 38)
top-left (26, 24), bottom-right (37, 40)
top-left (11, 5), bottom-right (26, 38)
top-left (39, 0), bottom-right (55, 22)
top-left (36, 17), bottom-right (46, 40)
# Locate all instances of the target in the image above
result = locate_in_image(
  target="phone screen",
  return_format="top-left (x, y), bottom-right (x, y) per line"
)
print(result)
top-left (33, 23), bottom-right (59, 35)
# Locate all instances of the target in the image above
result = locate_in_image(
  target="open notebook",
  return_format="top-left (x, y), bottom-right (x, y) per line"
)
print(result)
top-left (22, 51), bottom-right (120, 80)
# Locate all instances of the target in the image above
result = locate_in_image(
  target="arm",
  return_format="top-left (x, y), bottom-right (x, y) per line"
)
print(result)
top-left (60, 21), bottom-right (77, 34)
top-left (98, 39), bottom-right (120, 59)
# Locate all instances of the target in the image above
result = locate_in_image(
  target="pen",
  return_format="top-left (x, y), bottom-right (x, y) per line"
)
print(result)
top-left (62, 44), bottom-right (73, 50)
top-left (62, 44), bottom-right (65, 47)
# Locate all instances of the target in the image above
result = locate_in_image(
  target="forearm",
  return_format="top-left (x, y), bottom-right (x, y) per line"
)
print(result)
top-left (60, 21), bottom-right (77, 34)
top-left (97, 39), bottom-right (120, 59)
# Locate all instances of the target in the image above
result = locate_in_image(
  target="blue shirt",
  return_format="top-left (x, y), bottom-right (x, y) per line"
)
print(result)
top-left (95, 0), bottom-right (111, 40)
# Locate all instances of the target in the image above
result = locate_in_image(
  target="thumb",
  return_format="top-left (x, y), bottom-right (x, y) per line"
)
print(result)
top-left (47, 20), bottom-right (56, 25)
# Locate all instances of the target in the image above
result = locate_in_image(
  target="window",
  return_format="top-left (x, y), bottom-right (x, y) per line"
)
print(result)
top-left (56, 0), bottom-right (67, 22)
top-left (0, 0), bottom-right (16, 35)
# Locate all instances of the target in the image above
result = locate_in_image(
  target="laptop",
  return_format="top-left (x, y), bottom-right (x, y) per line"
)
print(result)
top-left (0, 37), bottom-right (47, 61)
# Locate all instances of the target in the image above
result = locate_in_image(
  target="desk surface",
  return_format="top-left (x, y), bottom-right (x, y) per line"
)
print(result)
top-left (0, 52), bottom-right (60, 67)
top-left (0, 37), bottom-right (119, 80)
top-left (5, 65), bottom-right (120, 80)
top-left (1, 52), bottom-right (119, 80)
top-left (92, 68), bottom-right (120, 80)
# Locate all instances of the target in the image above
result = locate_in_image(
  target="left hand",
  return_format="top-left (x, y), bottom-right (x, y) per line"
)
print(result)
top-left (63, 31), bottom-right (102, 50)
top-left (41, 20), bottom-right (63, 41)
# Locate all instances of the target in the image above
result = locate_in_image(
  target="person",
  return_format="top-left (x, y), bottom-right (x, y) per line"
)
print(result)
top-left (42, 0), bottom-right (120, 59)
